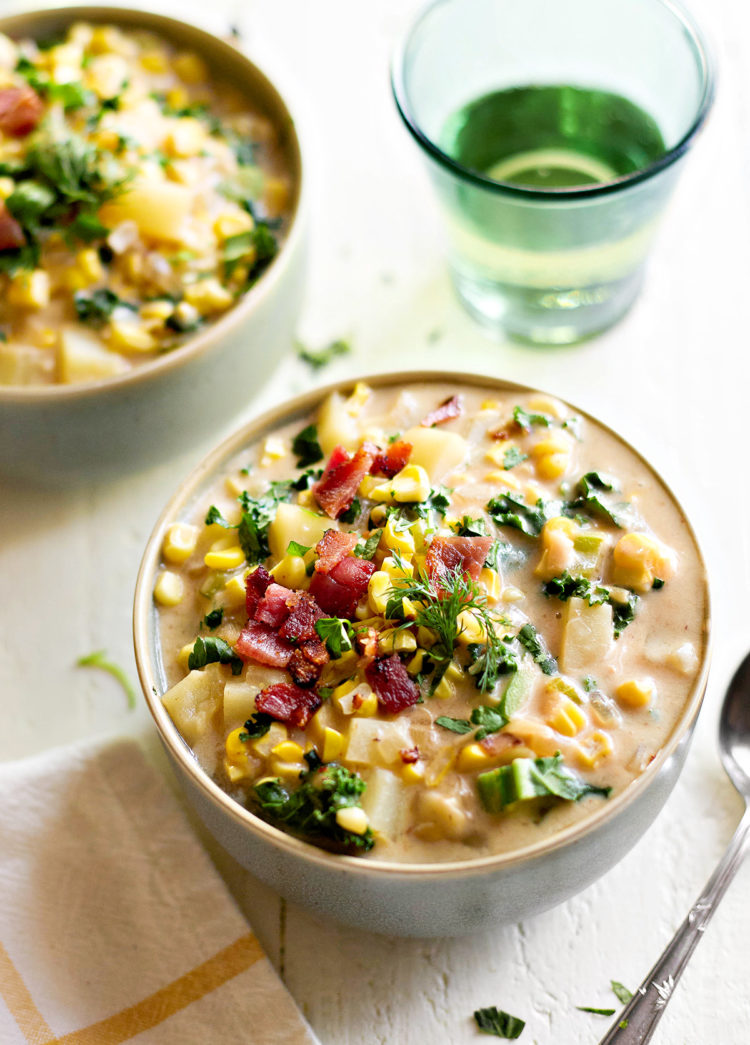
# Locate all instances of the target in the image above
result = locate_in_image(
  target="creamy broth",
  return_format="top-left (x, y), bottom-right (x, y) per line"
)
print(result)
top-left (155, 380), bottom-right (707, 863)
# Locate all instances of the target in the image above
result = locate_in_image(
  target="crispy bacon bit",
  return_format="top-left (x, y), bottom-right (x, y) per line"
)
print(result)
top-left (420, 395), bottom-right (463, 428)
top-left (287, 648), bottom-right (322, 688)
top-left (300, 637), bottom-right (329, 666)
top-left (314, 529), bottom-right (359, 573)
top-left (235, 621), bottom-right (294, 668)
top-left (399, 746), bottom-right (420, 764)
top-left (365, 655), bottom-right (420, 714)
top-left (309, 554), bottom-right (376, 619)
top-left (371, 440), bottom-right (413, 478)
top-left (278, 592), bottom-right (325, 643)
top-left (0, 86), bottom-right (43, 137)
top-left (313, 442), bottom-right (376, 519)
top-left (256, 682), bottom-right (321, 728)
top-left (356, 626), bottom-right (379, 659)
top-left (425, 535), bottom-right (493, 589)
top-left (0, 201), bottom-right (25, 251)
top-left (491, 428), bottom-right (511, 441)
top-left (255, 583), bottom-right (293, 627)
top-left (245, 565), bottom-right (273, 618)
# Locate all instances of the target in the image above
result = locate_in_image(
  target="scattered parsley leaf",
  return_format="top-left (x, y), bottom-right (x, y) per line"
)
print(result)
top-left (203, 608), bottom-right (224, 629)
top-left (291, 423), bottom-right (324, 467)
top-left (315, 618), bottom-right (355, 659)
top-left (237, 484), bottom-right (294, 564)
top-left (513, 405), bottom-right (551, 432)
top-left (291, 466), bottom-right (323, 492)
top-left (477, 753), bottom-right (611, 812)
top-left (239, 712), bottom-right (275, 741)
top-left (74, 288), bottom-right (136, 325)
top-left (296, 337), bottom-right (351, 370)
top-left (436, 715), bottom-right (473, 734)
top-left (453, 515), bottom-right (488, 537)
top-left (503, 446), bottom-right (528, 470)
top-left (576, 1006), bottom-right (616, 1016)
top-left (204, 504), bottom-right (232, 527)
top-left (470, 704), bottom-right (508, 740)
top-left (339, 497), bottom-right (362, 524)
top-left (286, 540), bottom-right (311, 557)
top-left (611, 981), bottom-right (633, 1005)
top-left (76, 649), bottom-right (136, 709)
top-left (473, 1006), bottom-right (525, 1038)
top-left (188, 636), bottom-right (243, 676)
top-left (411, 486), bottom-right (452, 521)
top-left (354, 529), bottom-right (382, 560)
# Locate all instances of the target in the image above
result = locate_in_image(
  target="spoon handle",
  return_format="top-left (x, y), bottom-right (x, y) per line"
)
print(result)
top-left (598, 809), bottom-right (750, 1045)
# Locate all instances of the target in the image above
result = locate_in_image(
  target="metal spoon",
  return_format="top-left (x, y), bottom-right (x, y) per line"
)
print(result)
top-left (598, 652), bottom-right (750, 1044)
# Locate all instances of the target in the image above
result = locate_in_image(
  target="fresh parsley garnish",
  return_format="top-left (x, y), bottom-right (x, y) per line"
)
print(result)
top-left (473, 1006), bottom-right (525, 1038)
top-left (435, 715), bottom-right (473, 734)
top-left (576, 1006), bottom-right (616, 1016)
top-left (454, 515), bottom-right (489, 537)
top-left (566, 472), bottom-right (627, 528)
top-left (291, 423), bottom-right (324, 467)
top-left (239, 712), bottom-right (275, 741)
top-left (254, 757), bottom-right (374, 852)
top-left (76, 649), bottom-right (137, 710)
top-left (542, 572), bottom-right (639, 637)
top-left (339, 497), bottom-right (361, 524)
top-left (203, 608), bottom-right (224, 629)
top-left (412, 486), bottom-right (452, 521)
top-left (516, 623), bottom-right (557, 675)
top-left (503, 446), bottom-right (528, 470)
top-left (487, 493), bottom-right (549, 538)
top-left (470, 704), bottom-right (508, 740)
top-left (467, 639), bottom-right (518, 692)
top-left (291, 466), bottom-right (323, 492)
top-left (223, 223), bottom-right (278, 281)
top-left (513, 405), bottom-right (551, 432)
top-left (74, 288), bottom-right (136, 325)
top-left (611, 981), bottom-right (633, 1005)
top-left (286, 539), bottom-right (311, 558)
top-left (236, 483), bottom-right (295, 564)
top-left (354, 529), bottom-right (382, 560)
top-left (187, 636), bottom-right (243, 676)
top-left (315, 618), bottom-right (355, 659)
top-left (296, 337), bottom-right (351, 370)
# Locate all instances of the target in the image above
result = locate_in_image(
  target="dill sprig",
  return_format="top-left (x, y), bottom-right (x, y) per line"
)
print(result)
top-left (384, 555), bottom-right (515, 692)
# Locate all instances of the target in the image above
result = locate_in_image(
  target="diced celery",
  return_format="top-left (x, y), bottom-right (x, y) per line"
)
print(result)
top-left (500, 660), bottom-right (534, 718)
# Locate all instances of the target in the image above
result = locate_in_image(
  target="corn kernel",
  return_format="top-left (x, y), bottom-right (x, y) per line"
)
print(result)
top-left (0, 176), bottom-right (15, 199)
top-left (378, 628), bottom-right (417, 654)
top-left (222, 574), bottom-right (247, 609)
top-left (345, 381), bottom-right (372, 416)
top-left (383, 517), bottom-right (415, 556)
top-left (612, 532), bottom-right (676, 593)
top-left (501, 586), bottom-right (524, 602)
top-left (527, 394), bottom-right (568, 419)
top-left (352, 691), bottom-right (378, 717)
top-left (481, 398), bottom-right (500, 410)
top-left (164, 117), bottom-right (205, 158)
top-left (140, 300), bottom-right (174, 323)
top-left (173, 51), bottom-right (209, 84)
top-left (271, 740), bottom-right (305, 762)
top-left (213, 210), bottom-right (255, 242)
top-left (535, 452), bottom-right (569, 480)
top-left (109, 320), bottom-right (157, 353)
top-left (406, 650), bottom-right (425, 675)
top-left (433, 675), bottom-right (456, 700)
top-left (401, 761), bottom-right (425, 785)
top-left (269, 759), bottom-right (306, 782)
top-left (417, 626), bottom-right (437, 648)
top-left (225, 726), bottom-right (249, 762)
top-left (455, 610), bottom-right (487, 646)
top-left (8, 269), bottom-right (50, 309)
top-left (166, 85), bottom-right (189, 110)
top-left (391, 464), bottom-right (431, 503)
top-left (485, 441), bottom-right (512, 468)
top-left (162, 522), bottom-right (199, 564)
top-left (531, 431), bottom-right (573, 457)
top-left (297, 488), bottom-right (316, 508)
top-left (177, 642), bottom-right (195, 670)
top-left (368, 571), bottom-right (391, 615)
top-left (264, 176), bottom-right (290, 217)
top-left (204, 541), bottom-right (245, 570)
top-left (140, 49), bottom-right (169, 73)
top-left (184, 278), bottom-right (234, 315)
top-left (335, 806), bottom-right (369, 834)
top-left (321, 727), bottom-right (345, 761)
top-left (251, 722), bottom-right (287, 757)
top-left (260, 436), bottom-right (287, 467)
top-left (547, 695), bottom-right (587, 737)
top-left (615, 678), bottom-right (655, 709)
top-left (154, 570), bottom-right (184, 606)
top-left (270, 554), bottom-right (308, 589)
top-left (575, 730), bottom-right (614, 768)
top-left (485, 470), bottom-right (523, 490)
top-left (381, 555), bottom-right (413, 581)
top-left (456, 743), bottom-right (493, 772)
top-left (479, 568), bottom-right (502, 600)
top-left (77, 248), bottom-right (103, 283)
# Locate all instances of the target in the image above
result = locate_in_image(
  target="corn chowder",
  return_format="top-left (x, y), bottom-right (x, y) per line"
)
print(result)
top-left (155, 381), bottom-right (706, 863)
top-left (0, 22), bottom-right (291, 385)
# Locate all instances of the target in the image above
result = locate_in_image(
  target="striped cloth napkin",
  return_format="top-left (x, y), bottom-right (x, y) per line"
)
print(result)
top-left (0, 738), bottom-right (319, 1045)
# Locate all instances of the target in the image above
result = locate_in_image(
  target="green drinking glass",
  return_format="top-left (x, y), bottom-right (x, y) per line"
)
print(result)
top-left (392, 0), bottom-right (715, 345)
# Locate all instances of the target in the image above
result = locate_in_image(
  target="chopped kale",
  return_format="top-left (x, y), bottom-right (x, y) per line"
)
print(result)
top-left (203, 608), bottom-right (224, 629)
top-left (542, 572), bottom-right (640, 637)
top-left (566, 471), bottom-right (627, 528)
top-left (411, 486), bottom-right (452, 521)
top-left (435, 715), bottom-right (473, 734)
top-left (291, 466), bottom-right (323, 492)
top-left (516, 623), bottom-right (557, 675)
top-left (503, 445), bottom-right (528, 470)
top-left (467, 638), bottom-right (518, 693)
top-left (470, 704), bottom-right (508, 740)
top-left (487, 493), bottom-right (548, 538)
top-left (454, 515), bottom-right (489, 537)
top-left (291, 423), bottom-right (324, 467)
top-left (239, 712), bottom-right (275, 741)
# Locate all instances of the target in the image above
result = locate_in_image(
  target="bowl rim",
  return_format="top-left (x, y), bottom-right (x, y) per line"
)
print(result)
top-left (391, 0), bottom-right (716, 202)
top-left (0, 3), bottom-right (305, 403)
top-left (133, 369), bottom-right (712, 879)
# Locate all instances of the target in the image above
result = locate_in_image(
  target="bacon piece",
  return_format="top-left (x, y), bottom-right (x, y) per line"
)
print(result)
top-left (245, 565), bottom-right (273, 618)
top-left (255, 583), bottom-right (293, 627)
top-left (365, 655), bottom-right (420, 714)
top-left (235, 621), bottom-right (294, 668)
top-left (314, 529), bottom-right (359, 574)
top-left (0, 201), bottom-right (25, 251)
top-left (0, 86), bottom-right (43, 137)
top-left (356, 626), bottom-right (379, 660)
top-left (420, 395), bottom-right (463, 428)
top-left (300, 637), bottom-right (329, 666)
top-left (256, 682), bottom-right (321, 728)
top-left (425, 535), bottom-right (493, 589)
top-left (278, 592), bottom-right (325, 643)
top-left (287, 649), bottom-right (321, 688)
top-left (399, 746), bottom-right (420, 764)
top-left (371, 440), bottom-right (413, 478)
top-left (313, 443), bottom-right (376, 519)
top-left (310, 555), bottom-right (377, 619)
top-left (479, 732), bottom-right (525, 758)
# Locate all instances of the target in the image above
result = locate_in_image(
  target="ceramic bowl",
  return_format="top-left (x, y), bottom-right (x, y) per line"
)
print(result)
top-left (0, 6), bottom-right (305, 485)
top-left (133, 371), bottom-right (711, 937)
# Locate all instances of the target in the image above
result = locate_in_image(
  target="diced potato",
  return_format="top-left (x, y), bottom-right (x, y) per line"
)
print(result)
top-left (99, 181), bottom-right (194, 242)
top-left (402, 426), bottom-right (467, 481)
top-left (161, 664), bottom-right (224, 746)
top-left (267, 502), bottom-right (333, 561)
top-left (345, 718), bottom-right (412, 766)
top-left (0, 343), bottom-right (52, 385)
top-left (58, 329), bottom-right (130, 383)
top-left (223, 667), bottom-right (287, 729)
top-left (361, 767), bottom-right (409, 841)
top-left (559, 597), bottom-right (614, 673)
top-left (316, 391), bottom-right (360, 455)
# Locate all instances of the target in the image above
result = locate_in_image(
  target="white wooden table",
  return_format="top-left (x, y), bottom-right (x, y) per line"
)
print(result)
top-left (2, 0), bottom-right (749, 1041)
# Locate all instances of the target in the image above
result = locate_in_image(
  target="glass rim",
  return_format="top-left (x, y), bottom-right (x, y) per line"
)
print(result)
top-left (391, 0), bottom-right (716, 201)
